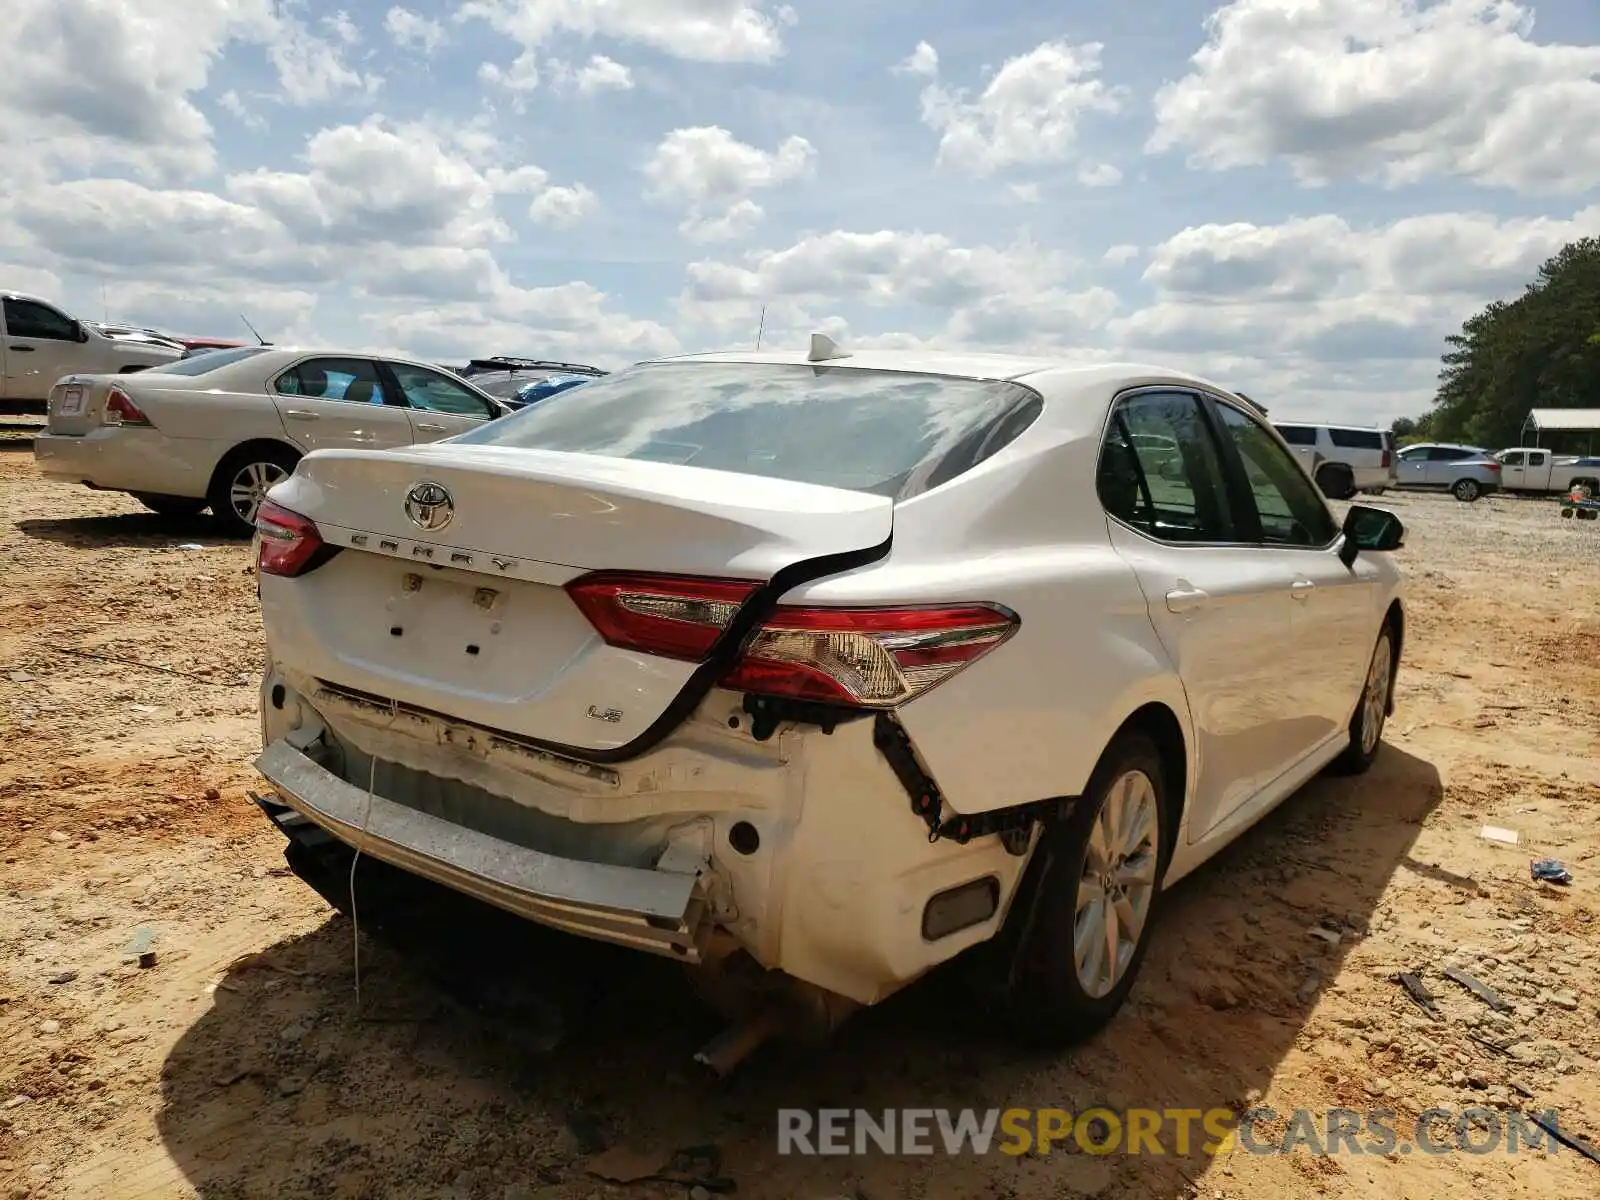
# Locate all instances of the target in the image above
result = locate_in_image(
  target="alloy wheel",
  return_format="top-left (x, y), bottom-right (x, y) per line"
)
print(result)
top-left (1074, 770), bottom-right (1159, 1000)
top-left (1361, 632), bottom-right (1393, 756)
top-left (229, 461), bottom-right (289, 526)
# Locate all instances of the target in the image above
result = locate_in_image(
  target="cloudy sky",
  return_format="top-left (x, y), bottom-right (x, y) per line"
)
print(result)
top-left (3, 1), bottom-right (1598, 424)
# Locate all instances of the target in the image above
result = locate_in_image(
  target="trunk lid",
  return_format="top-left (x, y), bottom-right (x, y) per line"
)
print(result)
top-left (261, 445), bottom-right (894, 752)
top-left (46, 375), bottom-right (116, 437)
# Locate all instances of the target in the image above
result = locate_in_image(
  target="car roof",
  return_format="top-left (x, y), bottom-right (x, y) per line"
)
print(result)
top-left (0, 290), bottom-right (57, 305)
top-left (1272, 420), bottom-right (1384, 431)
top-left (640, 347), bottom-right (1246, 403)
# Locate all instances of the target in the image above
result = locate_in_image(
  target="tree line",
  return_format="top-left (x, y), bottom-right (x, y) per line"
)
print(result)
top-left (1394, 237), bottom-right (1600, 451)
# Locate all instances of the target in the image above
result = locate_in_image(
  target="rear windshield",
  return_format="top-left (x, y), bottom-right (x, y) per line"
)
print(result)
top-left (451, 361), bottom-right (1043, 498)
top-left (1328, 427), bottom-right (1384, 450)
top-left (145, 346), bottom-right (269, 376)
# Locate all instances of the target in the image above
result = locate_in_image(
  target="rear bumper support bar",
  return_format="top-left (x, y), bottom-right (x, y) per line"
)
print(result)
top-left (254, 738), bottom-right (712, 961)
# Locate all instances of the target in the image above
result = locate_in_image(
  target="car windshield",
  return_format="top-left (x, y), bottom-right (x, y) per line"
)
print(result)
top-left (473, 372), bottom-right (558, 398)
top-left (144, 346), bottom-right (269, 375)
top-left (451, 361), bottom-right (1043, 498)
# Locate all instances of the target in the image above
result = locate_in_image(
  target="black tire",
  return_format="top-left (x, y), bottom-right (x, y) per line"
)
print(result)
top-left (1451, 478), bottom-right (1481, 502)
top-left (207, 444), bottom-right (299, 537)
top-left (1329, 624), bottom-right (1395, 776)
top-left (1315, 464), bottom-right (1356, 501)
top-left (132, 492), bottom-right (208, 518)
top-left (994, 732), bottom-right (1170, 1048)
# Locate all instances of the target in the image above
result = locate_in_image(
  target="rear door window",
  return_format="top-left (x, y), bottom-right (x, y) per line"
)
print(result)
top-left (1428, 447), bottom-right (1473, 461)
top-left (1327, 428), bottom-right (1384, 450)
top-left (1098, 390), bottom-right (1236, 542)
top-left (1275, 424), bottom-right (1318, 446)
top-left (453, 361), bottom-right (1043, 499)
top-left (274, 358), bottom-right (388, 405)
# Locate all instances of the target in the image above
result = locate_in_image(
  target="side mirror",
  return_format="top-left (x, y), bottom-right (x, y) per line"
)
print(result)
top-left (1339, 504), bottom-right (1404, 566)
top-left (74, 322), bottom-right (90, 343)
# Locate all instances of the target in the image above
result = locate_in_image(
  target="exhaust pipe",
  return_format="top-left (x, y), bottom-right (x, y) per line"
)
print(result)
top-left (693, 1007), bottom-right (788, 1077)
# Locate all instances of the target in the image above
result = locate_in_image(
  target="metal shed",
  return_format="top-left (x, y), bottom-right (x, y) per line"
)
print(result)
top-left (1520, 408), bottom-right (1600, 453)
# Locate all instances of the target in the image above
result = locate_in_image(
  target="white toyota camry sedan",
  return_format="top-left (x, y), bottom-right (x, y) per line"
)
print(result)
top-left (33, 345), bottom-right (510, 535)
top-left (249, 340), bottom-right (1406, 1060)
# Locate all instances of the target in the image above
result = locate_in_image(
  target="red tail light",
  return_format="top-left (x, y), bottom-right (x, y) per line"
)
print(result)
top-left (566, 572), bottom-right (1018, 709)
top-left (104, 387), bottom-right (151, 427)
top-left (566, 573), bottom-right (759, 660)
top-left (1484, 461), bottom-right (1501, 472)
top-left (255, 500), bottom-right (325, 577)
top-left (1381, 450), bottom-right (1391, 468)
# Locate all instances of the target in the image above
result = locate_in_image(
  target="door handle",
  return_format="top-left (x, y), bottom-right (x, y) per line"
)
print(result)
top-left (282, 409), bottom-right (319, 420)
top-left (415, 422), bottom-right (446, 433)
top-left (9, 344), bottom-right (34, 352)
top-left (1290, 579), bottom-right (1314, 600)
top-left (1164, 584), bottom-right (1210, 614)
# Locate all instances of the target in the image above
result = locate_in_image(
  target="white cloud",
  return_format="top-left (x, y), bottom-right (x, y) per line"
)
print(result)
top-left (385, 6), bottom-right (446, 54)
top-left (916, 39), bottom-right (1123, 176)
top-left (529, 183), bottom-right (598, 227)
top-left (895, 41), bottom-right (939, 76)
top-left (322, 11), bottom-right (361, 46)
top-left (0, 0), bottom-right (381, 184)
top-left (2, 105), bottom-right (670, 363)
top-left (1078, 162), bottom-right (1122, 188)
top-left (549, 54), bottom-right (635, 94)
top-left (479, 51), bottom-right (541, 101)
top-left (1149, 0), bottom-right (1600, 195)
top-left (455, 0), bottom-right (791, 63)
top-left (680, 199), bottom-right (766, 244)
top-left (1008, 183), bottom-right (1041, 204)
top-left (266, 8), bottom-right (379, 106)
top-left (1103, 244), bottom-right (1141, 265)
top-left (1113, 207), bottom-right (1600, 385)
top-left (645, 126), bottom-right (815, 242)
top-left (680, 228), bottom-right (1115, 350)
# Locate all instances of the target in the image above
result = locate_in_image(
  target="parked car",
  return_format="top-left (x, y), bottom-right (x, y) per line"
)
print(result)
top-left (33, 345), bottom-right (511, 535)
top-left (1494, 448), bottom-right (1600, 498)
top-left (1, 291), bottom-right (183, 416)
top-left (456, 356), bottom-right (608, 404)
top-left (249, 344), bottom-right (1406, 1060)
top-left (478, 371), bottom-right (596, 410)
top-left (1273, 422), bottom-right (1396, 500)
top-left (1392, 442), bottom-right (1502, 502)
top-left (90, 322), bottom-right (253, 355)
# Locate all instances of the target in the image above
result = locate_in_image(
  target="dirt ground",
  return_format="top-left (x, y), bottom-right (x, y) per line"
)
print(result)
top-left (2, 435), bottom-right (1598, 1200)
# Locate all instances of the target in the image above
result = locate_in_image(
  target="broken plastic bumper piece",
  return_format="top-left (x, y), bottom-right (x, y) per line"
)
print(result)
top-left (254, 738), bottom-right (712, 961)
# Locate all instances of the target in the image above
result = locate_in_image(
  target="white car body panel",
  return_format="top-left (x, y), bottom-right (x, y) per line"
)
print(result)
top-left (253, 349), bottom-right (1406, 1008)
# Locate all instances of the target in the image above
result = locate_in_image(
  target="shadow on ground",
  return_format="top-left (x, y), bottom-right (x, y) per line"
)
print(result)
top-left (155, 745), bottom-right (1443, 1200)
top-left (16, 511), bottom-right (234, 549)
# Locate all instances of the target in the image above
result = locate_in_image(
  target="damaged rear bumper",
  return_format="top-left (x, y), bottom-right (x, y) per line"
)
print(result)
top-left (254, 738), bottom-right (713, 961)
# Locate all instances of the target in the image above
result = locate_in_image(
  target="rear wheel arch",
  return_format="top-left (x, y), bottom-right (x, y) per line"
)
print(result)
top-left (1382, 600), bottom-right (1404, 714)
top-left (207, 438), bottom-right (301, 494)
top-left (207, 439), bottom-right (303, 536)
top-left (1097, 702), bottom-right (1187, 865)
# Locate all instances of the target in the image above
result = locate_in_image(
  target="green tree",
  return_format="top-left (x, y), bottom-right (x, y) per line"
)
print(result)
top-left (1426, 238), bottom-right (1600, 449)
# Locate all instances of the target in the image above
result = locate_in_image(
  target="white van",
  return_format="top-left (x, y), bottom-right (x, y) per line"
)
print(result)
top-left (1272, 422), bottom-right (1397, 499)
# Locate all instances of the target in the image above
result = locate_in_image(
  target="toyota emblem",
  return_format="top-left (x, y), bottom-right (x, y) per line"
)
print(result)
top-left (404, 480), bottom-right (454, 531)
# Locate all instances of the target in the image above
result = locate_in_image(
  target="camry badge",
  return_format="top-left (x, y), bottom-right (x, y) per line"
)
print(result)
top-left (404, 480), bottom-right (454, 532)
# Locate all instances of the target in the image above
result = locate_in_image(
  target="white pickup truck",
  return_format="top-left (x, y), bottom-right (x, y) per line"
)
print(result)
top-left (1495, 447), bottom-right (1600, 497)
top-left (1, 290), bottom-right (184, 416)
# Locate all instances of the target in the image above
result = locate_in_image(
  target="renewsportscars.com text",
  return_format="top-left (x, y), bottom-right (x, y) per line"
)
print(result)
top-left (776, 1106), bottom-right (1567, 1158)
